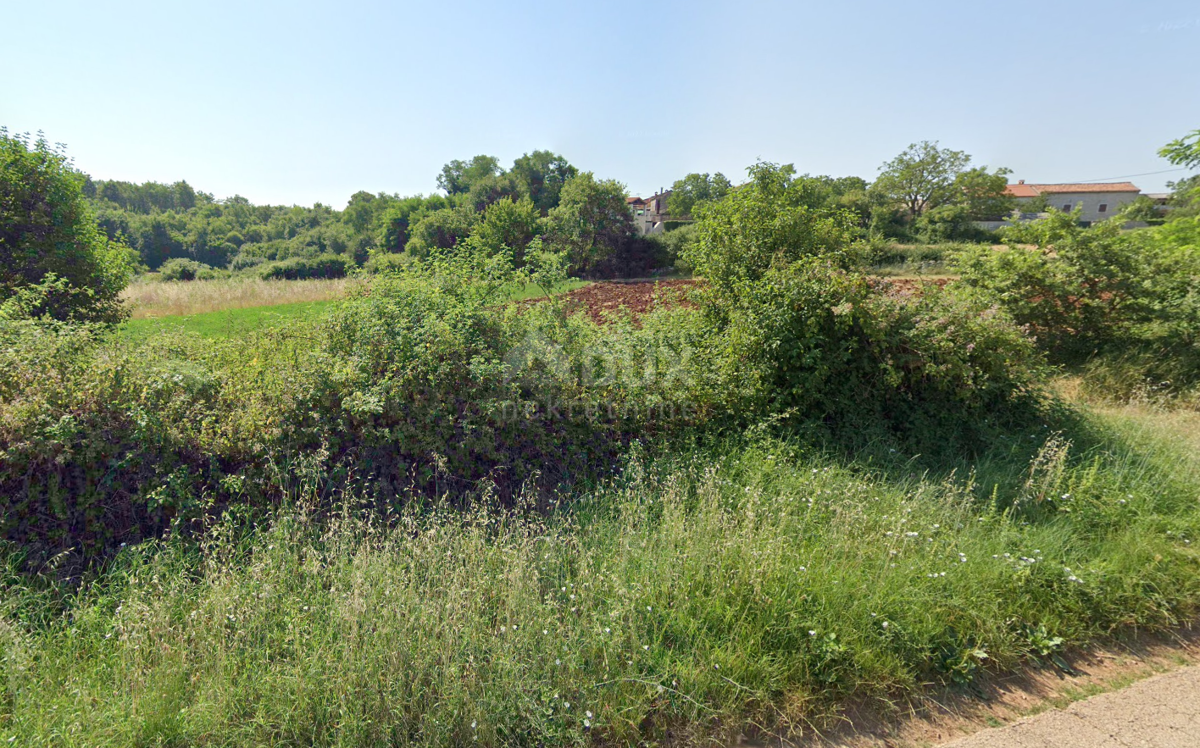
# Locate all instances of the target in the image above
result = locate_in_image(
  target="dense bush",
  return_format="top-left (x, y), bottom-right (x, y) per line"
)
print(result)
top-left (0, 254), bottom-right (701, 561)
top-left (685, 163), bottom-right (1042, 447)
top-left (866, 242), bottom-right (957, 267)
top-left (1, 129), bottom-right (136, 324)
top-left (686, 163), bottom-right (861, 300)
top-left (258, 253), bottom-right (352, 280)
top-left (362, 250), bottom-right (417, 274)
top-left (157, 257), bottom-right (213, 281)
top-left (227, 253), bottom-right (267, 271)
top-left (954, 211), bottom-right (1200, 363)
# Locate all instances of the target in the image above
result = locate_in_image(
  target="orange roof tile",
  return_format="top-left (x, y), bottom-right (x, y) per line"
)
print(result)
top-left (1006, 182), bottom-right (1041, 198)
top-left (1005, 182), bottom-right (1140, 197)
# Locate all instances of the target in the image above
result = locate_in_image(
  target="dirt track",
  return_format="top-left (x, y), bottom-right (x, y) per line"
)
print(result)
top-left (944, 666), bottom-right (1200, 747)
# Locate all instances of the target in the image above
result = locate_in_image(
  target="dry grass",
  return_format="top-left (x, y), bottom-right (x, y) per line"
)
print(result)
top-left (122, 277), bottom-right (359, 318)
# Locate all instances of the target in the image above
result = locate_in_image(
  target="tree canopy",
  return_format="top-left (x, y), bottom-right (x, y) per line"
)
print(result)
top-left (544, 172), bottom-right (637, 277)
top-left (1, 129), bottom-right (135, 323)
top-left (667, 172), bottom-right (732, 218)
top-left (872, 141), bottom-right (972, 220)
top-left (436, 155), bottom-right (502, 196)
top-left (685, 162), bottom-right (858, 298)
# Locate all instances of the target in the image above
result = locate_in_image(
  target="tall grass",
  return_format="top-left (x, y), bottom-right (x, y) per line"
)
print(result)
top-left (122, 277), bottom-right (359, 318)
top-left (4, 407), bottom-right (1198, 747)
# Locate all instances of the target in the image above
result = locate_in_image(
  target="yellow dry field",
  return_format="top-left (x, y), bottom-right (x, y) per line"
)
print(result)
top-left (123, 277), bottom-right (360, 318)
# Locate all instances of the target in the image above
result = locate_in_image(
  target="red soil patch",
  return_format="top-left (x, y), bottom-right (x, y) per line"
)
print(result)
top-left (557, 280), bottom-right (700, 324)
top-left (875, 277), bottom-right (952, 296)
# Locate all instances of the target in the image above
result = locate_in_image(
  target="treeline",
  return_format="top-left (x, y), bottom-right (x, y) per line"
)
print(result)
top-left (86, 151), bottom-right (670, 279)
top-left (665, 143), bottom-right (1017, 244)
top-left (84, 138), bottom-right (1200, 282)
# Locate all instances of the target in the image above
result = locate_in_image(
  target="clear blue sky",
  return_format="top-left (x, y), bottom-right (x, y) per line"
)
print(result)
top-left (3, 0), bottom-right (1198, 207)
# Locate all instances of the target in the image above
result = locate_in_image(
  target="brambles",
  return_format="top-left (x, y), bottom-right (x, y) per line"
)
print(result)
top-left (954, 211), bottom-right (1200, 402)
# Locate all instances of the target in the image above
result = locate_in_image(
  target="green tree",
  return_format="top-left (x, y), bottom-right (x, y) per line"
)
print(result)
top-left (1118, 196), bottom-right (1165, 224)
top-left (509, 151), bottom-right (577, 214)
top-left (1165, 174), bottom-right (1200, 218)
top-left (544, 172), bottom-right (637, 276)
top-left (0, 130), bottom-right (135, 323)
top-left (343, 190), bottom-right (384, 235)
top-left (667, 172), bottom-right (732, 217)
top-left (954, 166), bottom-right (1015, 220)
top-left (872, 141), bottom-right (972, 221)
top-left (375, 195), bottom-right (449, 253)
top-left (471, 197), bottom-right (543, 266)
top-left (464, 172), bottom-right (522, 213)
top-left (404, 206), bottom-right (478, 257)
top-left (437, 155), bottom-right (502, 195)
top-left (684, 162), bottom-right (857, 299)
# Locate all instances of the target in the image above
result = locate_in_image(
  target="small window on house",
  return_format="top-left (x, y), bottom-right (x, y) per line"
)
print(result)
top-left (1063, 204), bottom-right (1072, 212)
top-left (1098, 203), bottom-right (1108, 213)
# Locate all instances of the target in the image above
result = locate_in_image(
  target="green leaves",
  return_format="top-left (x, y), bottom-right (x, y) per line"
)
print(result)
top-left (666, 173), bottom-right (732, 218)
top-left (956, 211), bottom-right (1200, 362)
top-left (684, 162), bottom-right (859, 301)
top-left (1159, 128), bottom-right (1200, 169)
top-left (543, 172), bottom-right (637, 277)
top-left (1, 129), bottom-right (134, 324)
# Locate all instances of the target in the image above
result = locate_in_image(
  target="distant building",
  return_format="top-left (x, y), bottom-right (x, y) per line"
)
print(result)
top-left (627, 190), bottom-right (673, 234)
top-left (1145, 193), bottom-right (1173, 217)
top-left (1004, 181), bottom-right (1142, 225)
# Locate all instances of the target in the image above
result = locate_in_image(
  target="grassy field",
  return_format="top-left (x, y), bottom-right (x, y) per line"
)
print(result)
top-left (123, 277), bottom-right (357, 318)
top-left (121, 298), bottom-right (343, 339)
top-left (3, 399), bottom-right (1198, 746)
top-left (118, 278), bottom-right (590, 339)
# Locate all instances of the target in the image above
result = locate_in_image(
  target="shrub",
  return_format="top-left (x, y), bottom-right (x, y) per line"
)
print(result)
top-left (954, 211), bottom-right (1200, 362)
top-left (684, 162), bottom-right (859, 301)
top-left (543, 172), bottom-right (639, 277)
top-left (0, 255), bottom-right (698, 561)
top-left (158, 257), bottom-right (213, 281)
top-left (228, 253), bottom-right (267, 272)
top-left (1, 129), bottom-right (135, 324)
top-left (363, 251), bottom-right (417, 274)
top-left (0, 207), bottom-right (1044, 563)
top-left (258, 254), bottom-right (352, 280)
top-left (867, 242), bottom-right (957, 267)
top-left (705, 259), bottom-right (1042, 448)
top-left (654, 222), bottom-right (698, 272)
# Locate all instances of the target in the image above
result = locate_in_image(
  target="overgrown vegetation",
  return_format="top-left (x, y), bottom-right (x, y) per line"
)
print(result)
top-left (4, 412), bottom-right (1199, 747)
top-left (2, 127), bottom-right (1200, 746)
top-left (955, 210), bottom-right (1200, 402)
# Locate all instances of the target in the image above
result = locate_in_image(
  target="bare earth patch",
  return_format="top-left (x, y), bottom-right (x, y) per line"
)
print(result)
top-left (532, 279), bottom-right (700, 324)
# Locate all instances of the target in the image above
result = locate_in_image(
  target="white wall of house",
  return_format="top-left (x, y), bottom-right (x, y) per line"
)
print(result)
top-left (1017, 192), bottom-right (1139, 224)
top-left (630, 191), bottom-right (672, 235)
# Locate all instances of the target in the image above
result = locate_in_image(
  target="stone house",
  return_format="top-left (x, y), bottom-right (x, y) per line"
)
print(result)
top-left (627, 190), bottom-right (673, 235)
top-left (1004, 181), bottom-right (1142, 225)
